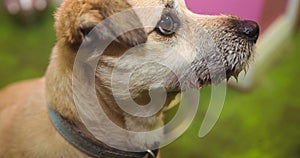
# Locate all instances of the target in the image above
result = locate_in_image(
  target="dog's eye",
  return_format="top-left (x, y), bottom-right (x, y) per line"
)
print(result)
top-left (157, 14), bottom-right (178, 36)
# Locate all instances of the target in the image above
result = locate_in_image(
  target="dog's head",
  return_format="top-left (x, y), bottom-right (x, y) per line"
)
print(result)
top-left (53, 0), bottom-right (259, 107)
top-left (46, 0), bottom-right (260, 151)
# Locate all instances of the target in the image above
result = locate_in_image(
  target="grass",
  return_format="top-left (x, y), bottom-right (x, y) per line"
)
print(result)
top-left (0, 8), bottom-right (55, 87)
top-left (0, 7), bottom-right (300, 158)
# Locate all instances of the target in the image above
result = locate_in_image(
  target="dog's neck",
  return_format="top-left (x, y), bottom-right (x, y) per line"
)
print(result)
top-left (45, 43), bottom-right (179, 150)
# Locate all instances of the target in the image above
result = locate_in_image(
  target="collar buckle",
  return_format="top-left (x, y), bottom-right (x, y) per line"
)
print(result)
top-left (146, 149), bottom-right (157, 158)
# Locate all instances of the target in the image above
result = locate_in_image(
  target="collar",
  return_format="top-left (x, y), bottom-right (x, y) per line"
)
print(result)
top-left (47, 105), bottom-right (159, 158)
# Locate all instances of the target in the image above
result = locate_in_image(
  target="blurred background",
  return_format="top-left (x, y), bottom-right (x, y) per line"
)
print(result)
top-left (0, 0), bottom-right (300, 157)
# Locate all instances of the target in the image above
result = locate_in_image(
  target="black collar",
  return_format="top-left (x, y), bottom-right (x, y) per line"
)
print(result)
top-left (47, 105), bottom-right (159, 158)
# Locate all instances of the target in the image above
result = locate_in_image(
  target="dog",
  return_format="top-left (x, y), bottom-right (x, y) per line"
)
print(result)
top-left (0, 0), bottom-right (259, 157)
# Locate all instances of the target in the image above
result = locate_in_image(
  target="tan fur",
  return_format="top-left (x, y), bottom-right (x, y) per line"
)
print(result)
top-left (0, 0), bottom-right (258, 157)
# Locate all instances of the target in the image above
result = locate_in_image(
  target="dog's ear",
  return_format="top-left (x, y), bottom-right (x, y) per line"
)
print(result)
top-left (55, 0), bottom-right (147, 47)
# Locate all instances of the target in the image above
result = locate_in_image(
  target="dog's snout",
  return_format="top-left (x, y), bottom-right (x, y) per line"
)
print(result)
top-left (239, 20), bottom-right (260, 42)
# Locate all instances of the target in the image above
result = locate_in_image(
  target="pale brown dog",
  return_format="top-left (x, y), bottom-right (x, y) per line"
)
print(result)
top-left (0, 0), bottom-right (259, 157)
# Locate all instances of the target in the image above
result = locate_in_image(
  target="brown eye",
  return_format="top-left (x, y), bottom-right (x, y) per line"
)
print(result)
top-left (157, 14), bottom-right (177, 36)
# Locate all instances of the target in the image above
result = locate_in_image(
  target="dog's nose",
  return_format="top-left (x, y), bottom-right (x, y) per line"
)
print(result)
top-left (239, 20), bottom-right (259, 42)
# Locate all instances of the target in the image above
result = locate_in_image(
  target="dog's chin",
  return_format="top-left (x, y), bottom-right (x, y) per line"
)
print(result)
top-left (225, 58), bottom-right (250, 81)
top-left (226, 63), bottom-right (249, 81)
top-left (224, 46), bottom-right (255, 81)
top-left (193, 46), bottom-right (254, 89)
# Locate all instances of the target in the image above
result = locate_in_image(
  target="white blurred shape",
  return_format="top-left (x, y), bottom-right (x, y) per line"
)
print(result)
top-left (34, 0), bottom-right (47, 11)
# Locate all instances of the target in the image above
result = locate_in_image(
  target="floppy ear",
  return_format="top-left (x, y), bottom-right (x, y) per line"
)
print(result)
top-left (55, 0), bottom-right (147, 47)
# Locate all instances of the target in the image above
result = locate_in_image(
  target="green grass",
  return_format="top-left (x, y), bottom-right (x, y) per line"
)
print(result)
top-left (0, 8), bottom-right (55, 87)
top-left (0, 7), bottom-right (300, 158)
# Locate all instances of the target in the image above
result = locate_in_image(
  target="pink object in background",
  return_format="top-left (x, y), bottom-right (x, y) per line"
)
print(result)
top-left (185, 0), bottom-right (264, 22)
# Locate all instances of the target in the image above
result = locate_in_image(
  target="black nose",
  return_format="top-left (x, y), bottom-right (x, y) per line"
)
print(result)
top-left (239, 20), bottom-right (260, 42)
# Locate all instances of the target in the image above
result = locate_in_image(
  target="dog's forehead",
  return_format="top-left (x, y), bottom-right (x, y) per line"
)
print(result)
top-left (126, 0), bottom-right (162, 7)
top-left (125, 0), bottom-right (187, 31)
top-left (126, 0), bottom-right (185, 9)
top-left (127, 0), bottom-right (163, 7)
